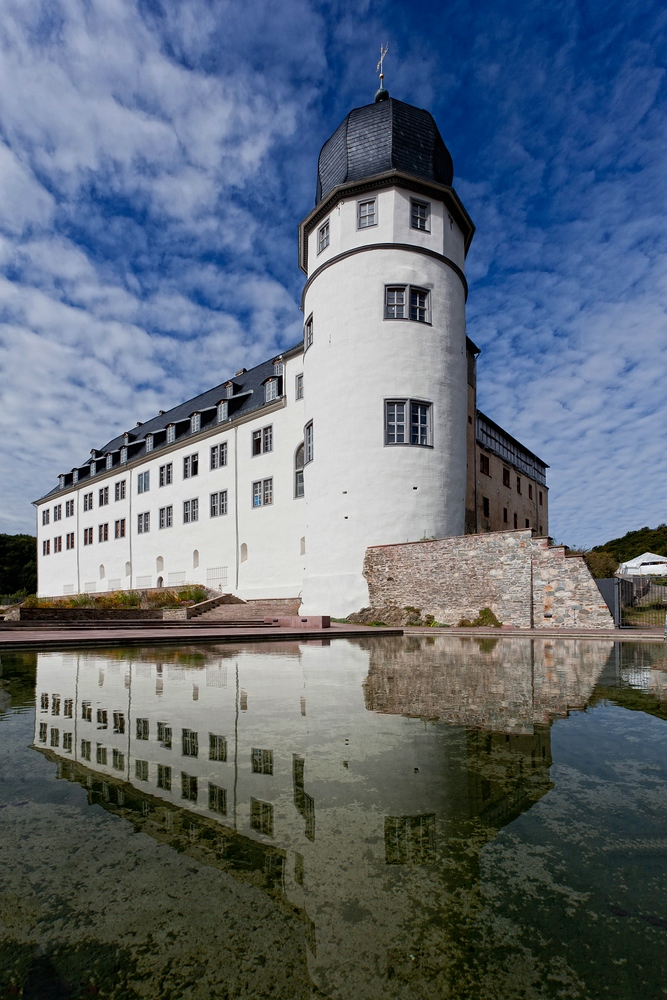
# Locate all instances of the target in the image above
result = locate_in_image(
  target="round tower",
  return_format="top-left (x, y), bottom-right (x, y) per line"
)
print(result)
top-left (298, 92), bottom-right (475, 616)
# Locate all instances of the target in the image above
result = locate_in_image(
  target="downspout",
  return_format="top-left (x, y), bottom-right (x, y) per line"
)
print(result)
top-left (76, 491), bottom-right (81, 595)
top-left (234, 425), bottom-right (239, 591)
top-left (128, 468), bottom-right (133, 590)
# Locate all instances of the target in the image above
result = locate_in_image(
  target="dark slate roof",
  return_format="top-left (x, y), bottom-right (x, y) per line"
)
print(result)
top-left (316, 97), bottom-right (454, 204)
top-left (39, 345), bottom-right (302, 501)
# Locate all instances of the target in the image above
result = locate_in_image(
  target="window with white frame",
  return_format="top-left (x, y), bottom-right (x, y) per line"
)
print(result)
top-left (166, 424), bottom-right (175, 444)
top-left (294, 444), bottom-right (304, 498)
top-left (384, 285), bottom-right (430, 323)
top-left (252, 478), bottom-right (273, 507)
top-left (99, 486), bottom-right (109, 506)
top-left (295, 373), bottom-right (304, 399)
top-left (159, 505), bottom-right (173, 529)
top-left (358, 198), bottom-right (376, 228)
top-left (304, 314), bottom-right (313, 350)
top-left (264, 378), bottom-right (279, 403)
top-left (42, 509), bottom-right (50, 526)
top-left (114, 480), bottom-right (126, 501)
top-left (385, 399), bottom-right (432, 446)
top-left (273, 360), bottom-right (284, 377)
top-left (217, 400), bottom-right (228, 422)
top-left (137, 471), bottom-right (150, 494)
top-left (190, 413), bottom-right (201, 434)
top-left (411, 199), bottom-right (430, 231)
top-left (145, 434), bottom-right (153, 452)
top-left (225, 383), bottom-right (234, 399)
top-left (137, 512), bottom-right (150, 533)
top-left (120, 446), bottom-right (127, 464)
top-left (159, 463), bottom-right (172, 487)
top-left (210, 491), bottom-right (228, 517)
top-left (183, 453), bottom-right (198, 478)
top-left (304, 422), bottom-right (314, 464)
top-left (72, 469), bottom-right (78, 483)
top-left (318, 219), bottom-right (330, 253)
top-left (105, 454), bottom-right (113, 471)
top-left (183, 498), bottom-right (199, 523)
top-left (114, 519), bottom-right (126, 539)
top-left (59, 475), bottom-right (65, 489)
top-left (210, 442), bottom-right (227, 469)
top-left (65, 499), bottom-right (74, 517)
top-left (53, 504), bottom-right (62, 521)
top-left (252, 426), bottom-right (273, 456)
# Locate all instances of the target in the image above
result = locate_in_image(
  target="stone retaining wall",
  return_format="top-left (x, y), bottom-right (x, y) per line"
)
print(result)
top-left (362, 529), bottom-right (614, 629)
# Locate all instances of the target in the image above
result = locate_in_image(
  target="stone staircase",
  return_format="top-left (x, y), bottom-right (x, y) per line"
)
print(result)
top-left (192, 597), bottom-right (302, 623)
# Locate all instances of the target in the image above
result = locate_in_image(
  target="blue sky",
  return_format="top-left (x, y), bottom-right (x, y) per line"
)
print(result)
top-left (0, 0), bottom-right (665, 546)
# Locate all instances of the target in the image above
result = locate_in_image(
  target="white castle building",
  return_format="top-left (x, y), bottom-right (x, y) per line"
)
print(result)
top-left (35, 88), bottom-right (549, 614)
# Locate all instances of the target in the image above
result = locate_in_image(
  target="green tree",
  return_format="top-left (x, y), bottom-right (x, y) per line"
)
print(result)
top-left (584, 550), bottom-right (618, 579)
top-left (0, 534), bottom-right (37, 598)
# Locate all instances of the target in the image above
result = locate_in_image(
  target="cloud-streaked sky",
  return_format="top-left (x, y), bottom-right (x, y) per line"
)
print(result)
top-left (1, 0), bottom-right (665, 546)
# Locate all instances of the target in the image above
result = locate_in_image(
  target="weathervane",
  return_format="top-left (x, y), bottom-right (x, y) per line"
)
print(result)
top-left (375, 43), bottom-right (389, 101)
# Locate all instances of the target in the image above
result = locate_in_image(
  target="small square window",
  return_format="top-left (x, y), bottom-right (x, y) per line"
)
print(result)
top-left (411, 200), bottom-right (430, 231)
top-left (358, 199), bottom-right (376, 228)
top-left (318, 219), bottom-right (330, 253)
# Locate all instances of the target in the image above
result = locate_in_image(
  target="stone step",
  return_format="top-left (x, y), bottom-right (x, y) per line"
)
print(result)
top-left (195, 598), bottom-right (301, 621)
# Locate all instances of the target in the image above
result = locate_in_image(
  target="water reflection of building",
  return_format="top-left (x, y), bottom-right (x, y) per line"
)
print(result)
top-left (31, 636), bottom-right (614, 999)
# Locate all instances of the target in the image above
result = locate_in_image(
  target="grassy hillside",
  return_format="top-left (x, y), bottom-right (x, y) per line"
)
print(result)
top-left (591, 524), bottom-right (667, 564)
top-left (0, 534), bottom-right (37, 600)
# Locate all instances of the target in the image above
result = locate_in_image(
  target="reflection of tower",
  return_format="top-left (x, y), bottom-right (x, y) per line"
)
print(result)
top-left (299, 91), bottom-right (475, 616)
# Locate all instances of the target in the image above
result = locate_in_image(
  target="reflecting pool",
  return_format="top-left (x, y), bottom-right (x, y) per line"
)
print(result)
top-left (1, 636), bottom-right (666, 999)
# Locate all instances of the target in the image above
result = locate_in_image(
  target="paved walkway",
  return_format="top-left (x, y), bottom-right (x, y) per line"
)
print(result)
top-left (403, 626), bottom-right (665, 642)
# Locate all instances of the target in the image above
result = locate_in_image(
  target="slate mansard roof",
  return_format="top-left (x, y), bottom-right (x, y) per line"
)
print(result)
top-left (316, 96), bottom-right (454, 205)
top-left (38, 345), bottom-right (302, 502)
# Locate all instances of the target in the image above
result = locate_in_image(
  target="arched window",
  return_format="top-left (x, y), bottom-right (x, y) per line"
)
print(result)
top-left (294, 444), bottom-right (304, 498)
top-left (157, 576), bottom-right (163, 588)
top-left (99, 564), bottom-right (105, 580)
top-left (156, 556), bottom-right (164, 573)
top-left (125, 561), bottom-right (131, 577)
top-left (300, 536), bottom-right (306, 555)
top-left (240, 543), bottom-right (248, 563)
top-left (193, 549), bottom-right (199, 569)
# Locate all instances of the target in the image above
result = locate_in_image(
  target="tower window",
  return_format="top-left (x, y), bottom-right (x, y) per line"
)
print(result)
top-left (385, 285), bottom-right (430, 323)
top-left (410, 288), bottom-right (429, 323)
top-left (539, 491), bottom-right (543, 506)
top-left (317, 219), bottom-right (330, 253)
top-left (528, 484), bottom-right (533, 500)
top-left (295, 373), bottom-right (304, 399)
top-left (385, 286), bottom-right (405, 319)
top-left (304, 314), bottom-right (313, 350)
top-left (514, 512), bottom-right (518, 529)
top-left (385, 400), bottom-right (432, 447)
top-left (358, 199), bottom-right (376, 228)
top-left (295, 444), bottom-right (304, 498)
top-left (304, 422), bottom-right (314, 464)
top-left (411, 199), bottom-right (430, 231)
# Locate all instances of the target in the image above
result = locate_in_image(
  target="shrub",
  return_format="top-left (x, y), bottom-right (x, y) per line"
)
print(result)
top-left (584, 551), bottom-right (618, 579)
top-left (177, 585), bottom-right (208, 604)
top-left (458, 607), bottom-right (502, 628)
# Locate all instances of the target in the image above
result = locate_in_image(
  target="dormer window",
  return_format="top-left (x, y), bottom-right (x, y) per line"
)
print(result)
top-left (90, 461), bottom-right (96, 476)
top-left (105, 454), bottom-right (113, 471)
top-left (59, 475), bottom-right (65, 490)
top-left (225, 383), bottom-right (234, 399)
top-left (120, 446), bottom-right (128, 464)
top-left (145, 434), bottom-right (153, 453)
top-left (264, 378), bottom-right (279, 403)
top-left (273, 360), bottom-right (284, 377)
top-left (191, 413), bottom-right (201, 434)
top-left (72, 469), bottom-right (78, 483)
top-left (318, 219), bottom-right (330, 254)
top-left (166, 424), bottom-right (175, 444)
top-left (217, 401), bottom-right (228, 422)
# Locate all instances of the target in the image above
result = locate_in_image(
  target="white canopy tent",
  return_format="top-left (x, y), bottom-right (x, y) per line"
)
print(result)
top-left (616, 552), bottom-right (667, 576)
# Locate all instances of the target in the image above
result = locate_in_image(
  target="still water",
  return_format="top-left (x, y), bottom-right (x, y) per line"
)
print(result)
top-left (1, 635), bottom-right (666, 999)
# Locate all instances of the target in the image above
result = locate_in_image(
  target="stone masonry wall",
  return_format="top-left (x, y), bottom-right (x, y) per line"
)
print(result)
top-left (362, 529), bottom-right (614, 629)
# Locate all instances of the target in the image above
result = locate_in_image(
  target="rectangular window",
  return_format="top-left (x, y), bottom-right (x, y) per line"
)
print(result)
top-left (42, 509), bottom-right (50, 525)
top-left (137, 512), bottom-right (150, 534)
top-left (252, 426), bottom-right (273, 456)
top-left (105, 454), bottom-right (113, 471)
top-left (295, 373), bottom-right (304, 399)
top-left (251, 748), bottom-right (274, 775)
top-left (159, 463), bottom-right (173, 487)
top-left (166, 425), bottom-right (175, 444)
top-left (145, 434), bottom-right (153, 453)
top-left (98, 523), bottom-right (109, 543)
top-left (65, 499), bottom-right (74, 517)
top-left (135, 759), bottom-right (148, 781)
top-left (183, 453), bottom-right (199, 478)
top-left (252, 478), bottom-right (273, 507)
top-left (191, 413), bottom-right (201, 434)
top-left (97, 708), bottom-right (108, 730)
top-left (539, 491), bottom-right (543, 506)
top-left (304, 421), bottom-right (314, 463)
top-left (63, 732), bottom-right (73, 752)
top-left (42, 539), bottom-right (50, 556)
top-left (385, 400), bottom-right (432, 446)
top-left (52, 694), bottom-right (61, 715)
top-left (358, 198), bottom-right (376, 228)
top-left (53, 504), bottom-right (62, 521)
top-left (120, 446), bottom-right (127, 464)
top-left (115, 480), bottom-right (126, 501)
top-left (136, 718), bottom-right (149, 740)
top-left (81, 701), bottom-right (92, 721)
top-left (38, 722), bottom-right (47, 743)
top-left (385, 286), bottom-right (406, 319)
top-left (516, 476), bottom-right (521, 494)
top-left (217, 401), bottom-right (228, 422)
top-left (183, 499), bottom-right (199, 523)
top-left (409, 287), bottom-right (429, 323)
top-left (210, 491), bottom-right (228, 518)
top-left (209, 734), bottom-right (227, 761)
top-left (137, 471), bottom-right (149, 494)
top-left (410, 403), bottom-right (431, 446)
top-left (528, 484), bottom-right (533, 500)
top-left (251, 798), bottom-right (274, 837)
top-left (113, 711), bottom-right (125, 735)
top-left (514, 512), bottom-right (518, 529)
top-left (157, 722), bottom-right (172, 748)
top-left (50, 727), bottom-right (59, 747)
top-left (83, 492), bottom-right (93, 511)
top-left (503, 468), bottom-right (511, 487)
top-left (159, 505), bottom-right (173, 529)
top-left (114, 518), bottom-right (126, 539)
top-left (264, 379), bottom-right (279, 403)
top-left (480, 454), bottom-right (490, 476)
top-left (181, 772), bottom-right (198, 801)
top-left (157, 764), bottom-right (171, 790)
top-left (210, 442), bottom-right (228, 469)
top-left (40, 692), bottom-right (49, 711)
top-left (66, 532), bottom-right (75, 549)
top-left (225, 383), bottom-right (234, 398)
top-left (182, 729), bottom-right (199, 757)
top-left (81, 739), bottom-right (91, 761)
top-left (305, 314), bottom-right (313, 349)
top-left (99, 486), bottom-right (109, 506)
top-left (96, 744), bottom-right (107, 765)
top-left (411, 199), bottom-right (430, 231)
top-left (209, 783), bottom-right (227, 815)
top-left (483, 497), bottom-right (490, 518)
top-left (53, 536), bottom-right (62, 553)
top-left (525, 518), bottom-right (530, 528)
top-left (386, 402), bottom-right (406, 444)
top-left (503, 507), bottom-right (508, 523)
top-left (83, 527), bottom-right (93, 546)
top-left (64, 699), bottom-right (73, 718)
top-left (317, 219), bottom-right (330, 253)
top-left (112, 749), bottom-right (125, 771)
